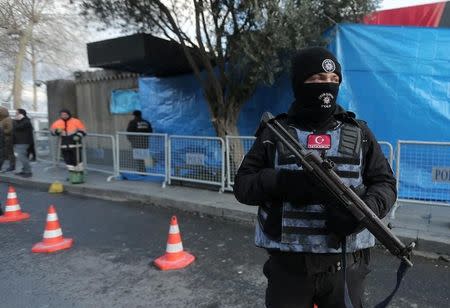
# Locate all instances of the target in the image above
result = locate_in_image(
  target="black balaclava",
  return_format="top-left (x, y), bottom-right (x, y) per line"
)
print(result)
top-left (289, 47), bottom-right (342, 128)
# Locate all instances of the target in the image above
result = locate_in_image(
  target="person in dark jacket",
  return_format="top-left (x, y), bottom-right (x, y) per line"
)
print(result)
top-left (126, 110), bottom-right (153, 172)
top-left (0, 126), bottom-right (2, 215)
top-left (0, 126), bottom-right (5, 173)
top-left (233, 47), bottom-right (396, 308)
top-left (13, 109), bottom-right (34, 177)
top-left (0, 107), bottom-right (15, 172)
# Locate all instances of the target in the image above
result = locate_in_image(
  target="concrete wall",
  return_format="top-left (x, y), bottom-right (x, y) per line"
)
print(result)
top-left (74, 70), bottom-right (139, 134)
top-left (46, 79), bottom-right (77, 124)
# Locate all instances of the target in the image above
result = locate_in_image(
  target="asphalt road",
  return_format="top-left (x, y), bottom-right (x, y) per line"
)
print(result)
top-left (0, 183), bottom-right (448, 308)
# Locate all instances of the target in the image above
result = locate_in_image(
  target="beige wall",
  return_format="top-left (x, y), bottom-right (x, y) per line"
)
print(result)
top-left (74, 70), bottom-right (139, 134)
top-left (47, 79), bottom-right (77, 125)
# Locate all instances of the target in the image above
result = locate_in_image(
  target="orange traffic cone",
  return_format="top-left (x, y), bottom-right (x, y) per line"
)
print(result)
top-left (154, 216), bottom-right (195, 270)
top-left (0, 186), bottom-right (30, 223)
top-left (32, 205), bottom-right (73, 253)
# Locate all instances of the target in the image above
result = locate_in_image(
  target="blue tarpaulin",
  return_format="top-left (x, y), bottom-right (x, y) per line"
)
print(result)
top-left (329, 24), bottom-right (450, 202)
top-left (134, 24), bottom-right (449, 202)
top-left (138, 75), bottom-right (292, 136)
top-left (329, 24), bottom-right (450, 146)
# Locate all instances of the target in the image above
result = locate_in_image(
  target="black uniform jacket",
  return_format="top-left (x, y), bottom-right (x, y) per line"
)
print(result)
top-left (233, 106), bottom-right (397, 273)
top-left (126, 118), bottom-right (153, 149)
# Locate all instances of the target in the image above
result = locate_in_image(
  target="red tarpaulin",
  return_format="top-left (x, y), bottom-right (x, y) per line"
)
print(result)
top-left (364, 2), bottom-right (447, 27)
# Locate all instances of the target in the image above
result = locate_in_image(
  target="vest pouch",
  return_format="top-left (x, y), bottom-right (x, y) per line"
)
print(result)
top-left (258, 206), bottom-right (282, 240)
top-left (338, 124), bottom-right (362, 158)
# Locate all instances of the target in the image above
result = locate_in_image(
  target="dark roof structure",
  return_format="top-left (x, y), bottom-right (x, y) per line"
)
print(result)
top-left (87, 33), bottom-right (205, 77)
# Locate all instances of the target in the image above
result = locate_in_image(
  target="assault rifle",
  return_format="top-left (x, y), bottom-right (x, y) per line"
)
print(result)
top-left (261, 112), bottom-right (414, 267)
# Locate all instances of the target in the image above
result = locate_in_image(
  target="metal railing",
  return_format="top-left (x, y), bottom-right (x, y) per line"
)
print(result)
top-left (116, 132), bottom-right (168, 186)
top-left (34, 130), bottom-right (61, 167)
top-left (395, 140), bottom-right (450, 207)
top-left (168, 135), bottom-right (225, 192)
top-left (378, 141), bottom-right (394, 167)
top-left (84, 133), bottom-right (117, 181)
top-left (225, 136), bottom-right (256, 191)
top-left (36, 130), bottom-right (450, 210)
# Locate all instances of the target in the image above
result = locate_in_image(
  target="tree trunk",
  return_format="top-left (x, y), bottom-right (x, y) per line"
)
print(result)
top-left (12, 23), bottom-right (34, 110)
top-left (211, 108), bottom-right (240, 139)
top-left (210, 102), bottom-right (250, 187)
top-left (31, 43), bottom-right (38, 111)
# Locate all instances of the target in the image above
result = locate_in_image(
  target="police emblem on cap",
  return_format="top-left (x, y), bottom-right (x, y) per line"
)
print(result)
top-left (322, 59), bottom-right (336, 73)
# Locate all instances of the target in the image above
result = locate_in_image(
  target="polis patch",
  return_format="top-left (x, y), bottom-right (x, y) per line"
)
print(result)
top-left (307, 134), bottom-right (331, 149)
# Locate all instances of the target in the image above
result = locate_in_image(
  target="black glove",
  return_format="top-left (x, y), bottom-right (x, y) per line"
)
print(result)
top-left (326, 185), bottom-right (379, 238)
top-left (325, 205), bottom-right (363, 238)
top-left (325, 185), bottom-right (370, 237)
top-left (275, 169), bottom-right (333, 205)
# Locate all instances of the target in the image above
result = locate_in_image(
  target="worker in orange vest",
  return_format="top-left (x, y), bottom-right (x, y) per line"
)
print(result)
top-left (50, 109), bottom-right (86, 182)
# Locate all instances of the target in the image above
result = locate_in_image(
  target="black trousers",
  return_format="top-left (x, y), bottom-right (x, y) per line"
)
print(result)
top-left (62, 148), bottom-right (82, 167)
top-left (264, 254), bottom-right (370, 308)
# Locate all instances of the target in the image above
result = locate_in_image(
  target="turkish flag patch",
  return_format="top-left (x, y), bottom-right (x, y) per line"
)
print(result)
top-left (307, 134), bottom-right (332, 149)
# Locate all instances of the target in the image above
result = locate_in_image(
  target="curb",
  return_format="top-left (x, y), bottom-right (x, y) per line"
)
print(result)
top-left (0, 175), bottom-right (258, 225)
top-left (1, 174), bottom-right (448, 259)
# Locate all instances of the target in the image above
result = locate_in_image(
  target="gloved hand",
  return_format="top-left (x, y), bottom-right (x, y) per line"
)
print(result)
top-left (275, 169), bottom-right (333, 204)
top-left (53, 129), bottom-right (62, 136)
top-left (72, 132), bottom-right (83, 142)
top-left (325, 205), bottom-right (363, 238)
top-left (325, 185), bottom-right (375, 237)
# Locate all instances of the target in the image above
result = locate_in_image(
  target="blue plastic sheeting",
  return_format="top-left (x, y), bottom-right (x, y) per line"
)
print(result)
top-left (110, 89), bottom-right (141, 114)
top-left (139, 76), bottom-right (216, 135)
top-left (328, 24), bottom-right (450, 146)
top-left (169, 138), bottom-right (223, 183)
top-left (139, 74), bottom-right (293, 136)
top-left (329, 24), bottom-right (450, 203)
top-left (137, 24), bottom-right (450, 202)
top-left (119, 135), bottom-right (167, 183)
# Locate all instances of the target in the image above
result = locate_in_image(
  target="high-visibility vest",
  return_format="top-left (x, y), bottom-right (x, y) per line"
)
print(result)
top-left (50, 118), bottom-right (86, 136)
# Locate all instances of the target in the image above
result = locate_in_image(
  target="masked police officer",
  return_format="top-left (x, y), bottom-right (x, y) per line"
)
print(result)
top-left (233, 47), bottom-right (396, 308)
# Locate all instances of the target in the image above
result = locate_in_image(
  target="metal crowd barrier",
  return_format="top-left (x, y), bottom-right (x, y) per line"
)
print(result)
top-left (116, 132), bottom-right (168, 186)
top-left (168, 135), bottom-right (225, 192)
top-left (225, 136), bottom-right (256, 191)
top-left (34, 130), bottom-right (61, 167)
top-left (378, 141), bottom-right (394, 167)
top-left (34, 131), bottom-right (402, 199)
top-left (395, 140), bottom-right (450, 207)
top-left (84, 133), bottom-right (117, 181)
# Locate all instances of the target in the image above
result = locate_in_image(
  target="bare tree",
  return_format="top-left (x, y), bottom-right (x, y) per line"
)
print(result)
top-left (0, 0), bottom-right (85, 110)
top-left (0, 0), bottom-right (49, 109)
